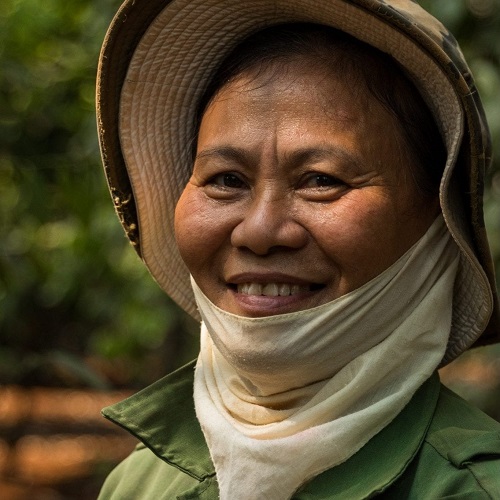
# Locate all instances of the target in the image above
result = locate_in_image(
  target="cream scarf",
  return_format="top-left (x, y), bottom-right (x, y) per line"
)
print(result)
top-left (193, 216), bottom-right (459, 499)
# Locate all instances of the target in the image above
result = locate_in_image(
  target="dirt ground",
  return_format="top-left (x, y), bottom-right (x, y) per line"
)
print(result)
top-left (0, 386), bottom-right (136, 500)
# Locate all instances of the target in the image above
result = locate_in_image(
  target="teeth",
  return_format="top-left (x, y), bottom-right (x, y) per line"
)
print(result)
top-left (262, 283), bottom-right (279, 296)
top-left (248, 283), bottom-right (262, 295)
top-left (237, 283), bottom-right (309, 296)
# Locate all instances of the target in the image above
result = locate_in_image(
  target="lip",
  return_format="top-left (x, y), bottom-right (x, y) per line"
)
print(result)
top-left (226, 272), bottom-right (326, 316)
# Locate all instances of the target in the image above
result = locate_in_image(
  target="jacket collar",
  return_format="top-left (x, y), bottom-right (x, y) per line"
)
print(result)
top-left (102, 361), bottom-right (440, 498)
top-left (102, 361), bottom-right (214, 480)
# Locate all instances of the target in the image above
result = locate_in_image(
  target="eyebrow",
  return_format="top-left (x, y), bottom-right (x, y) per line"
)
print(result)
top-left (195, 145), bottom-right (362, 172)
top-left (195, 146), bottom-right (255, 166)
top-left (283, 147), bottom-right (362, 172)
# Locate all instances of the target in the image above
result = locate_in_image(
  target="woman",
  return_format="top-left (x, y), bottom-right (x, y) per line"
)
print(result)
top-left (96, 0), bottom-right (500, 498)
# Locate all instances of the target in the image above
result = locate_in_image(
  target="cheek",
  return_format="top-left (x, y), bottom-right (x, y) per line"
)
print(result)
top-left (174, 187), bottom-right (233, 274)
top-left (318, 211), bottom-right (389, 267)
top-left (174, 189), bottom-right (207, 271)
top-left (312, 194), bottom-right (416, 284)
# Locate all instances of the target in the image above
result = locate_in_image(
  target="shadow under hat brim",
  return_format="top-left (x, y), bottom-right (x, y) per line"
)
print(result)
top-left (96, 0), bottom-right (499, 364)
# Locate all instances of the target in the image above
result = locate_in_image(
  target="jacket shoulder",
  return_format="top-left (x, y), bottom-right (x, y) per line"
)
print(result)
top-left (388, 385), bottom-right (500, 499)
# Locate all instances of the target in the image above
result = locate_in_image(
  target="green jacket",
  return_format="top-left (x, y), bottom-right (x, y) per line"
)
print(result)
top-left (99, 362), bottom-right (500, 499)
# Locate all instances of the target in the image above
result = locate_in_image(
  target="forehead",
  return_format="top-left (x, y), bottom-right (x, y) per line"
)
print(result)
top-left (208, 51), bottom-right (374, 109)
top-left (200, 57), bottom-right (386, 135)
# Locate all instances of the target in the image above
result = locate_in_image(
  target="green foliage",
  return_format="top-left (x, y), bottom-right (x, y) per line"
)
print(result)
top-left (0, 0), bottom-right (198, 388)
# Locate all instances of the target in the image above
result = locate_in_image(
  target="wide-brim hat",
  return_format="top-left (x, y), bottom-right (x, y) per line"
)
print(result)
top-left (96, 0), bottom-right (499, 364)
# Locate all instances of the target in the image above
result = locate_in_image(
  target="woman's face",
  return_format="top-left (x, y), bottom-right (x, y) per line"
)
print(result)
top-left (175, 59), bottom-right (439, 317)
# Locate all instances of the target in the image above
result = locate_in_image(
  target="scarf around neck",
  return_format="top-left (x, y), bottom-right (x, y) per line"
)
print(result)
top-left (192, 216), bottom-right (459, 499)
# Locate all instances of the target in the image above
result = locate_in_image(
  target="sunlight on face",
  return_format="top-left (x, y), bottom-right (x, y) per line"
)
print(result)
top-left (174, 59), bottom-right (439, 316)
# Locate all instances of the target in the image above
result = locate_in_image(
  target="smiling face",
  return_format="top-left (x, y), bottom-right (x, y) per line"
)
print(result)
top-left (174, 58), bottom-right (439, 317)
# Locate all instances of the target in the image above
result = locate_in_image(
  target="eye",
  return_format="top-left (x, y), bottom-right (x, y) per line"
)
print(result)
top-left (297, 172), bottom-right (351, 201)
top-left (209, 173), bottom-right (247, 189)
top-left (300, 173), bottom-right (344, 189)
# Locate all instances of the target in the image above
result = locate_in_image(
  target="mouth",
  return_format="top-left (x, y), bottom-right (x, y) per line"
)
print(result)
top-left (224, 274), bottom-right (328, 315)
top-left (229, 282), bottom-right (325, 297)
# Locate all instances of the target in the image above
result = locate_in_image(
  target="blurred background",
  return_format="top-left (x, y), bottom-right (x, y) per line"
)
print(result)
top-left (1, 0), bottom-right (499, 498)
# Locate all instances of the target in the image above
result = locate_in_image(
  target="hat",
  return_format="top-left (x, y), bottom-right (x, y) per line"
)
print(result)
top-left (96, 0), bottom-right (499, 363)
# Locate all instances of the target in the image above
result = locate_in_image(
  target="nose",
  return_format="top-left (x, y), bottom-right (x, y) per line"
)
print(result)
top-left (230, 192), bottom-right (308, 255)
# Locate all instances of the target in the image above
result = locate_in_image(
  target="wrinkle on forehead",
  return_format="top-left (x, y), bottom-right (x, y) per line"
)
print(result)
top-left (204, 66), bottom-right (376, 145)
top-left (205, 57), bottom-right (376, 131)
